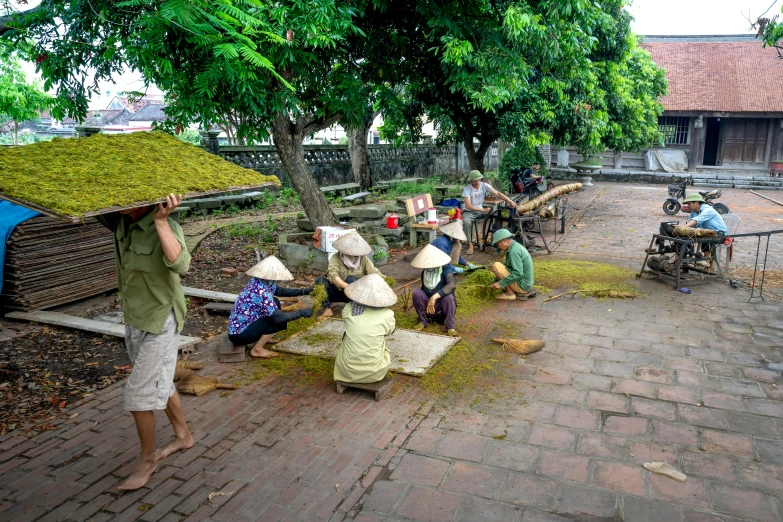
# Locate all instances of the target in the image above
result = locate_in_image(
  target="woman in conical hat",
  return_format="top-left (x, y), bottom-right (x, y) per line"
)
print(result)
top-left (410, 244), bottom-right (459, 336)
top-left (431, 220), bottom-right (477, 274)
top-left (227, 256), bottom-right (313, 358)
top-left (334, 274), bottom-right (397, 384)
top-left (314, 231), bottom-right (385, 316)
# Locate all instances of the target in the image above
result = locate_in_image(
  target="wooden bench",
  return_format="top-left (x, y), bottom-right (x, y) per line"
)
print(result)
top-left (405, 194), bottom-right (450, 247)
top-left (341, 191), bottom-right (371, 205)
top-left (320, 183), bottom-right (361, 197)
top-left (335, 376), bottom-right (394, 401)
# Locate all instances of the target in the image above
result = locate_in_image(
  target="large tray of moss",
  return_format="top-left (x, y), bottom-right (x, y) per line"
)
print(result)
top-left (0, 131), bottom-right (280, 221)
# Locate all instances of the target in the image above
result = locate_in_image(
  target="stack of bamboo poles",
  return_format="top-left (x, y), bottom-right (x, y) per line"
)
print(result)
top-left (2, 216), bottom-right (117, 311)
top-left (516, 183), bottom-right (583, 214)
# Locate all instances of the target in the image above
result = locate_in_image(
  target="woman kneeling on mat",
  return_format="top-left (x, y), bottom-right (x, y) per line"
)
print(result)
top-left (228, 256), bottom-right (313, 359)
top-left (334, 274), bottom-right (397, 384)
top-left (411, 244), bottom-right (459, 336)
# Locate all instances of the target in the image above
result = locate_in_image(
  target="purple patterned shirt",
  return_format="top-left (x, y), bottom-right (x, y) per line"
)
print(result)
top-left (228, 278), bottom-right (278, 335)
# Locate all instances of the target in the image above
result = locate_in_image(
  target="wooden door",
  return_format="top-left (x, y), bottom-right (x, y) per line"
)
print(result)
top-left (720, 118), bottom-right (769, 167)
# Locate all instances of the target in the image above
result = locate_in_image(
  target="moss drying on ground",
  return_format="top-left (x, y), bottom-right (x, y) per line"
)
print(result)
top-left (454, 269), bottom-right (498, 315)
top-left (534, 258), bottom-right (639, 298)
top-left (0, 131), bottom-right (279, 217)
top-left (419, 340), bottom-right (508, 396)
top-left (233, 353), bottom-right (334, 386)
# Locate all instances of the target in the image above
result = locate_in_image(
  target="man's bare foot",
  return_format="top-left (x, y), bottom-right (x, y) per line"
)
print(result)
top-left (250, 346), bottom-right (278, 359)
top-left (156, 433), bottom-right (195, 460)
top-left (118, 455), bottom-right (158, 491)
top-left (321, 308), bottom-right (333, 318)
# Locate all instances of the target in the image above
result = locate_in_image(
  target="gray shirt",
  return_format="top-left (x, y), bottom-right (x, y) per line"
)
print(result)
top-left (462, 182), bottom-right (493, 208)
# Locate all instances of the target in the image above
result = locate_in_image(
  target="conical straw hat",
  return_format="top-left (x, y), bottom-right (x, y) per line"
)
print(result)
top-left (411, 244), bottom-right (452, 269)
top-left (332, 231), bottom-right (372, 256)
top-left (439, 220), bottom-right (467, 241)
top-left (344, 274), bottom-right (398, 307)
top-left (245, 255), bottom-right (293, 281)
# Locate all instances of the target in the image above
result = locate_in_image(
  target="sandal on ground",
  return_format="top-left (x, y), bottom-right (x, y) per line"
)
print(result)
top-left (413, 323), bottom-right (426, 331)
top-left (446, 329), bottom-right (459, 337)
top-left (495, 294), bottom-right (516, 301)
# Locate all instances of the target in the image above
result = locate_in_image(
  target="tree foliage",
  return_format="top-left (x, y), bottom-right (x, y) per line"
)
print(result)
top-left (0, 50), bottom-right (51, 144)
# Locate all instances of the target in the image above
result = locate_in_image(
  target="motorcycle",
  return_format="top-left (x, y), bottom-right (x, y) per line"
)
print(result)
top-left (663, 179), bottom-right (730, 216)
top-left (510, 168), bottom-right (548, 198)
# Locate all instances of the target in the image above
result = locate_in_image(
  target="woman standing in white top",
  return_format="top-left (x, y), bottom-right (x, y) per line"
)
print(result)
top-left (461, 170), bottom-right (516, 255)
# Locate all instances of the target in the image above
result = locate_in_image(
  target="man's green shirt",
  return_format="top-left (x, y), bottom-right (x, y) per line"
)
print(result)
top-left (500, 240), bottom-right (534, 292)
top-left (98, 210), bottom-right (190, 334)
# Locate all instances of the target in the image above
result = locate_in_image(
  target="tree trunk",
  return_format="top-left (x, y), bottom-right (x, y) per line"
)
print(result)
top-left (271, 113), bottom-right (338, 228)
top-left (13, 121), bottom-right (18, 145)
top-left (463, 136), bottom-right (484, 173)
top-left (348, 127), bottom-right (372, 189)
top-left (498, 139), bottom-right (508, 165)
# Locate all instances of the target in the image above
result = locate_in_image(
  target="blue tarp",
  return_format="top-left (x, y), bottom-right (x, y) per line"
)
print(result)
top-left (0, 200), bottom-right (41, 295)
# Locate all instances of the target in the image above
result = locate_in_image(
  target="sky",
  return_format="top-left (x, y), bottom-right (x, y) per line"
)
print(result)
top-left (7, 0), bottom-right (783, 110)
top-left (628, 0), bottom-right (780, 35)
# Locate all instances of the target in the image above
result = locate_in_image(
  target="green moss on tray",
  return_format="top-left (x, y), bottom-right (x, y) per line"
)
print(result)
top-left (0, 131), bottom-right (280, 217)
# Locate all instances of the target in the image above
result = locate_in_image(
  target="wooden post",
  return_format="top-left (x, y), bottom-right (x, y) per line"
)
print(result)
top-left (688, 117), bottom-right (704, 171)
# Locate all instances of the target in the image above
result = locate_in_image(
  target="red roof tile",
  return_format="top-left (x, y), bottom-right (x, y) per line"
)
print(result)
top-left (642, 39), bottom-right (783, 113)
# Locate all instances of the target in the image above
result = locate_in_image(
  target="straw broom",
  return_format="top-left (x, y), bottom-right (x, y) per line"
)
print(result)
top-left (174, 365), bottom-right (195, 382)
top-left (177, 375), bottom-right (239, 396)
top-left (491, 338), bottom-right (546, 355)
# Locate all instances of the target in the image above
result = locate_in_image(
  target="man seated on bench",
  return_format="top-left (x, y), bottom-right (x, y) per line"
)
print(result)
top-left (667, 193), bottom-right (728, 269)
top-left (334, 274), bottom-right (397, 384)
top-left (315, 232), bottom-right (385, 316)
top-left (462, 170), bottom-right (517, 255)
top-left (489, 229), bottom-right (537, 301)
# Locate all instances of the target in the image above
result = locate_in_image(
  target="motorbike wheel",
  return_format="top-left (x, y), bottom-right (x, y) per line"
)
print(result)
top-left (546, 181), bottom-right (556, 191)
top-left (663, 199), bottom-right (680, 216)
top-left (712, 203), bottom-right (730, 215)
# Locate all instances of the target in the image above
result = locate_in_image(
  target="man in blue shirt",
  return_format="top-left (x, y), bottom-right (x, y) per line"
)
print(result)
top-left (682, 193), bottom-right (728, 234)
top-left (677, 193), bottom-right (728, 267)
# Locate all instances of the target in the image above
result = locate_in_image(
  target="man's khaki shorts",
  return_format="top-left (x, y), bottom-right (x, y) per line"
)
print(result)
top-left (493, 262), bottom-right (525, 294)
top-left (123, 312), bottom-right (178, 411)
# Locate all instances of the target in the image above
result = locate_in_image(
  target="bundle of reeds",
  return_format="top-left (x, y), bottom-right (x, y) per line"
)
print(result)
top-left (671, 226), bottom-right (717, 238)
top-left (491, 338), bottom-right (545, 355)
top-left (516, 183), bottom-right (582, 214)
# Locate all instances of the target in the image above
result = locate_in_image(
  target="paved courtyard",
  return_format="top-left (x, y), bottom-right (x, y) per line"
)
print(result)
top-left (1, 182), bottom-right (783, 522)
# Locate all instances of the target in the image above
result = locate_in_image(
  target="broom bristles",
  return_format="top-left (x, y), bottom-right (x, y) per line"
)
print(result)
top-left (491, 338), bottom-right (546, 355)
top-left (174, 366), bottom-right (195, 382)
top-left (177, 360), bottom-right (205, 370)
top-left (177, 375), bottom-right (238, 396)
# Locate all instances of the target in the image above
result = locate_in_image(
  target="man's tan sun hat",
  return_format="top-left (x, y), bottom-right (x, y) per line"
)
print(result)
top-left (344, 274), bottom-right (398, 307)
top-left (332, 231), bottom-right (372, 256)
top-left (246, 255), bottom-right (293, 281)
top-left (439, 220), bottom-right (468, 241)
top-left (683, 193), bottom-right (705, 203)
top-left (411, 244), bottom-right (452, 269)
top-left (467, 170), bottom-right (484, 182)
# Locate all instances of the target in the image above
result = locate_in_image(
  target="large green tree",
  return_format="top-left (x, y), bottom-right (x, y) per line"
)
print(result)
top-left (1, 0), bottom-right (363, 226)
top-left (0, 50), bottom-right (51, 145)
top-left (369, 0), bottom-right (665, 171)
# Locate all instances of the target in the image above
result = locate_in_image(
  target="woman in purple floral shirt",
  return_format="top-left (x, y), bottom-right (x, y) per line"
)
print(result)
top-left (228, 256), bottom-right (313, 359)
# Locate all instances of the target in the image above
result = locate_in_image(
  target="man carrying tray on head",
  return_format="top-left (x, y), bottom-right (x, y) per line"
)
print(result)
top-left (97, 194), bottom-right (194, 491)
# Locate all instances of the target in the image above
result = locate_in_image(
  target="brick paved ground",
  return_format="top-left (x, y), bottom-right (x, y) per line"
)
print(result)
top-left (1, 182), bottom-right (782, 521)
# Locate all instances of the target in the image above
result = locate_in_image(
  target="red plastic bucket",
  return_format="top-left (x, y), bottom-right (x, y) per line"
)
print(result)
top-left (386, 213), bottom-right (399, 229)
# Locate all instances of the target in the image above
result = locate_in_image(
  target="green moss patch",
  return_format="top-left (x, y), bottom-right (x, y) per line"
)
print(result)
top-left (454, 269), bottom-right (498, 315)
top-left (233, 353), bottom-right (334, 386)
top-left (0, 131), bottom-right (279, 217)
top-left (534, 258), bottom-right (638, 298)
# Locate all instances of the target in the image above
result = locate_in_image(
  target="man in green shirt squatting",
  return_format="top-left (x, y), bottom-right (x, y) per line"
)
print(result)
top-left (489, 228), bottom-right (536, 301)
top-left (98, 194), bottom-right (194, 491)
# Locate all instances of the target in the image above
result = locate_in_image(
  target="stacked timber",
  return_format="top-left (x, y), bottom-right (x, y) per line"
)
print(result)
top-left (2, 216), bottom-right (116, 311)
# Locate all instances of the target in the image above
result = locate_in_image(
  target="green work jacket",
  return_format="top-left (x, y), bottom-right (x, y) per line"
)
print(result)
top-left (500, 241), bottom-right (534, 292)
top-left (98, 210), bottom-right (190, 334)
top-left (334, 303), bottom-right (394, 384)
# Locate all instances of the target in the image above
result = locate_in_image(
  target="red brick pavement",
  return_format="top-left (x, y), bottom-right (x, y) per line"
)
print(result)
top-left (350, 183), bottom-right (783, 522)
top-left (2, 182), bottom-right (783, 521)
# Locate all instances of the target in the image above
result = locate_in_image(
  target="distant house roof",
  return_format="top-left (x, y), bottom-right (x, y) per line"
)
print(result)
top-left (106, 95), bottom-right (165, 112)
top-left (642, 35), bottom-right (783, 113)
top-left (128, 104), bottom-right (168, 122)
top-left (83, 109), bottom-right (133, 127)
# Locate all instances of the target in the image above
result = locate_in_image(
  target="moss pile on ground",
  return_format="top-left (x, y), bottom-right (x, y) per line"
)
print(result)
top-left (419, 340), bottom-right (507, 396)
top-left (454, 269), bottom-right (498, 315)
top-left (277, 284), bottom-right (327, 340)
top-left (0, 131), bottom-right (279, 217)
top-left (234, 353), bottom-right (333, 386)
top-left (534, 258), bottom-right (638, 298)
top-left (384, 275), bottom-right (396, 288)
